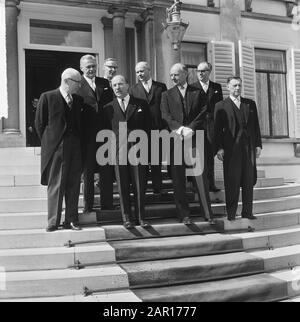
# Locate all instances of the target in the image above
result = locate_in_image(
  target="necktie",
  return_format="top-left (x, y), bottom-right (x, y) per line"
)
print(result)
top-left (120, 99), bottom-right (126, 113)
top-left (91, 81), bottom-right (96, 91)
top-left (202, 82), bottom-right (208, 93)
top-left (66, 94), bottom-right (73, 109)
top-left (234, 98), bottom-right (241, 109)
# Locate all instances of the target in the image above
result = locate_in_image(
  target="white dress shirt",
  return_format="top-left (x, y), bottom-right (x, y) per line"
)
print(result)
top-left (84, 75), bottom-right (96, 91)
top-left (117, 94), bottom-right (130, 113)
top-left (142, 78), bottom-right (153, 93)
top-left (177, 82), bottom-right (187, 98)
top-left (200, 80), bottom-right (210, 93)
top-left (230, 95), bottom-right (241, 109)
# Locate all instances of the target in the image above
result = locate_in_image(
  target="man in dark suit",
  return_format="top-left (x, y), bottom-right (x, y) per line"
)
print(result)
top-left (192, 62), bottom-right (223, 192)
top-left (129, 61), bottom-right (167, 195)
top-left (78, 55), bottom-right (114, 213)
top-left (214, 76), bottom-right (262, 221)
top-left (35, 68), bottom-right (83, 232)
top-left (161, 63), bottom-right (213, 224)
top-left (103, 58), bottom-right (118, 85)
top-left (103, 75), bottom-right (151, 228)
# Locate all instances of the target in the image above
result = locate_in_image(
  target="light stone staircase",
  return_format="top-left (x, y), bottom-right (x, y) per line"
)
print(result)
top-left (1, 147), bottom-right (300, 302)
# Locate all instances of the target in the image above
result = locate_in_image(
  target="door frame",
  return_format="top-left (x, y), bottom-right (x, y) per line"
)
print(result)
top-left (18, 2), bottom-right (107, 140)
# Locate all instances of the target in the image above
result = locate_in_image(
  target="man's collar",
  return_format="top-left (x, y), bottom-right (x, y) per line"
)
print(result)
top-left (177, 82), bottom-right (187, 89)
top-left (200, 80), bottom-right (209, 86)
top-left (83, 75), bottom-right (95, 84)
top-left (230, 95), bottom-right (241, 102)
top-left (59, 86), bottom-right (69, 99)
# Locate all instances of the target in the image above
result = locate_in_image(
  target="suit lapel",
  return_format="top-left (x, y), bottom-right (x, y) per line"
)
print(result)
top-left (241, 98), bottom-right (250, 123)
top-left (126, 97), bottom-right (137, 121)
top-left (147, 81), bottom-right (155, 103)
top-left (137, 82), bottom-right (148, 102)
top-left (56, 89), bottom-right (67, 122)
top-left (185, 85), bottom-right (195, 116)
top-left (208, 83), bottom-right (215, 102)
top-left (113, 99), bottom-right (126, 120)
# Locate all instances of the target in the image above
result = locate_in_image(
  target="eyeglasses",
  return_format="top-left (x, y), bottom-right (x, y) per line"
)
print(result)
top-left (105, 65), bottom-right (118, 69)
top-left (197, 69), bottom-right (210, 73)
top-left (69, 78), bottom-right (81, 83)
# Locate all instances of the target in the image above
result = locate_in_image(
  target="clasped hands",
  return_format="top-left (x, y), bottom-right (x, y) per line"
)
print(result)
top-left (176, 126), bottom-right (194, 140)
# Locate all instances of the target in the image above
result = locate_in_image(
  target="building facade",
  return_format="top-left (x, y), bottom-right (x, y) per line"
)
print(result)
top-left (1, 0), bottom-right (300, 180)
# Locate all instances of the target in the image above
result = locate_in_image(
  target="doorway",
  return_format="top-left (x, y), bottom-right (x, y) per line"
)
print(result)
top-left (25, 49), bottom-right (92, 146)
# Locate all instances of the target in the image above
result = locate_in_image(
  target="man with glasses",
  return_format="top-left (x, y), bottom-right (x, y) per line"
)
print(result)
top-left (35, 68), bottom-right (83, 232)
top-left (103, 58), bottom-right (118, 85)
top-left (192, 62), bottom-right (223, 192)
top-left (79, 55), bottom-right (114, 214)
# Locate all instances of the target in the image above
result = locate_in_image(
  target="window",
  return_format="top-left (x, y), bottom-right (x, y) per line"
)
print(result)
top-left (255, 49), bottom-right (288, 137)
top-left (181, 42), bottom-right (207, 84)
top-left (30, 20), bottom-right (92, 48)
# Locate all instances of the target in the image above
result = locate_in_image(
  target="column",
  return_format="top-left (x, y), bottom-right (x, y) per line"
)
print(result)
top-left (108, 6), bottom-right (127, 77)
top-left (4, 0), bottom-right (20, 134)
top-left (142, 8), bottom-right (155, 76)
top-left (153, 6), bottom-right (181, 88)
top-left (101, 17), bottom-right (113, 58)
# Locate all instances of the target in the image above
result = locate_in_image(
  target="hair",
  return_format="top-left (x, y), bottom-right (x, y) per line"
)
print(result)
top-left (136, 61), bottom-right (150, 70)
top-left (171, 63), bottom-right (188, 74)
top-left (104, 58), bottom-right (118, 66)
top-left (80, 54), bottom-right (96, 67)
top-left (111, 75), bottom-right (129, 84)
top-left (227, 76), bottom-right (242, 84)
top-left (197, 61), bottom-right (212, 71)
top-left (61, 68), bottom-right (81, 81)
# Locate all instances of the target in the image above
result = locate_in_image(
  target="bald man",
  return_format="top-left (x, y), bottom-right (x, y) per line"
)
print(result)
top-left (161, 63), bottom-right (213, 224)
top-left (35, 68), bottom-right (83, 232)
top-left (129, 61), bottom-right (167, 195)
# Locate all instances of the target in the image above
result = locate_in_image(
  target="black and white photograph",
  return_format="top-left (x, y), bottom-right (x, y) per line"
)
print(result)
top-left (1, 0), bottom-right (300, 305)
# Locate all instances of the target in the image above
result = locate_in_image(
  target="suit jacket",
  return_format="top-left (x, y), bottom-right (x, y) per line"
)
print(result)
top-left (129, 80), bottom-right (167, 130)
top-left (35, 88), bottom-right (83, 185)
top-left (161, 85), bottom-right (206, 133)
top-left (192, 80), bottom-right (223, 141)
top-left (214, 97), bottom-right (262, 155)
top-left (78, 76), bottom-right (113, 144)
top-left (103, 96), bottom-right (151, 163)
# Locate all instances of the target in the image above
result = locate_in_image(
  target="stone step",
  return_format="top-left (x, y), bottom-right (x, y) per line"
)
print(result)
top-left (0, 174), bottom-right (40, 187)
top-left (0, 265), bottom-right (129, 299)
top-left (0, 227), bottom-right (106, 249)
top-left (0, 243), bottom-right (116, 272)
top-left (0, 155), bottom-right (40, 166)
top-left (120, 245), bottom-right (300, 289)
top-left (0, 290), bottom-right (141, 302)
top-left (97, 194), bottom-right (300, 223)
top-left (106, 225), bottom-right (300, 261)
top-left (0, 165), bottom-right (40, 175)
top-left (0, 147), bottom-right (40, 158)
top-left (132, 269), bottom-right (294, 302)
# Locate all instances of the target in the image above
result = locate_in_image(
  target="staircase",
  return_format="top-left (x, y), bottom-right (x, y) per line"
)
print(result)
top-left (1, 147), bottom-right (300, 302)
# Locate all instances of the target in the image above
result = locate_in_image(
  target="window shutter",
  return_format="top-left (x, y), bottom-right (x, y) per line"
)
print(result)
top-left (293, 49), bottom-right (300, 138)
top-left (209, 41), bottom-right (235, 97)
top-left (239, 41), bottom-right (256, 101)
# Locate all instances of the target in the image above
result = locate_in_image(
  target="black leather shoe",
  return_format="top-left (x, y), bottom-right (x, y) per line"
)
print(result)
top-left (123, 221), bottom-right (135, 229)
top-left (227, 217), bottom-right (236, 221)
top-left (209, 186), bottom-right (221, 192)
top-left (63, 222), bottom-right (82, 230)
top-left (182, 217), bottom-right (193, 225)
top-left (46, 226), bottom-right (57, 232)
top-left (140, 220), bottom-right (150, 228)
top-left (242, 215), bottom-right (257, 220)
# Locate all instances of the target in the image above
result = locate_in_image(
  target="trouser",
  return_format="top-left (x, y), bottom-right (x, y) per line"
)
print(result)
top-left (204, 135), bottom-right (216, 188)
top-left (223, 142), bottom-right (255, 219)
top-left (83, 141), bottom-right (114, 211)
top-left (47, 134), bottom-right (82, 227)
top-left (115, 164), bottom-right (147, 224)
top-left (170, 136), bottom-right (213, 220)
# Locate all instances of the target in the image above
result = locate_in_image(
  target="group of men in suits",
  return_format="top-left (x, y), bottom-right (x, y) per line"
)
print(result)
top-left (35, 54), bottom-right (262, 232)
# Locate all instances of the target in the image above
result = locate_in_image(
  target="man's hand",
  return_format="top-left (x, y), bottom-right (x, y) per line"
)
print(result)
top-left (181, 127), bottom-right (194, 139)
top-left (256, 147), bottom-right (262, 158)
top-left (217, 149), bottom-right (224, 162)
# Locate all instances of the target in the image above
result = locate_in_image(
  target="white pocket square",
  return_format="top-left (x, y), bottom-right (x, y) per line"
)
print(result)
top-left (215, 90), bottom-right (218, 93)
top-left (104, 88), bottom-right (109, 90)
top-left (138, 109), bottom-right (142, 112)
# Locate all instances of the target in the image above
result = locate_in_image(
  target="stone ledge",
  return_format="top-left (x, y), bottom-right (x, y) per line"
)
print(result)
top-left (241, 11), bottom-right (293, 23)
top-left (0, 133), bottom-right (25, 148)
